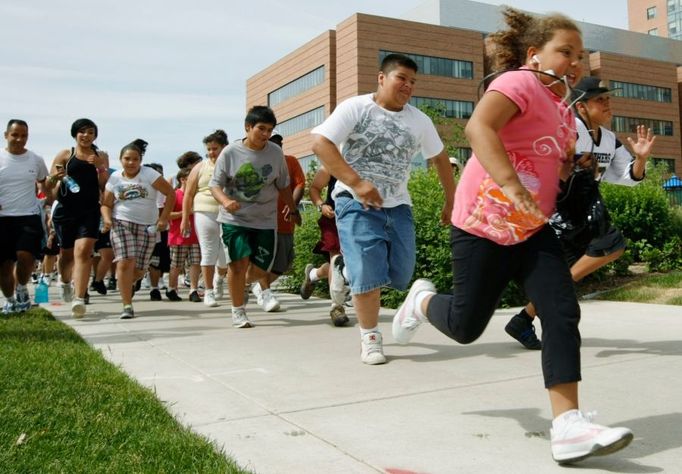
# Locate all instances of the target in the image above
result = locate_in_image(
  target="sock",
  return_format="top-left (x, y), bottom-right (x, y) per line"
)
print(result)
top-left (309, 268), bottom-right (319, 282)
top-left (415, 291), bottom-right (433, 319)
top-left (16, 283), bottom-right (27, 292)
top-left (123, 303), bottom-right (132, 309)
top-left (553, 409), bottom-right (580, 429)
top-left (189, 287), bottom-right (197, 292)
top-left (231, 305), bottom-right (245, 314)
top-left (360, 325), bottom-right (379, 336)
top-left (150, 286), bottom-right (159, 291)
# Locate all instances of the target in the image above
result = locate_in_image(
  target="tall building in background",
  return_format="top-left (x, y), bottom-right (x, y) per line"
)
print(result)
top-left (628, 0), bottom-right (682, 39)
top-left (249, 0), bottom-right (682, 175)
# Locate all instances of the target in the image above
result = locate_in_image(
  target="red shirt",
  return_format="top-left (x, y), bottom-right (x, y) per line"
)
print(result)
top-left (168, 188), bottom-right (199, 246)
top-left (277, 155), bottom-right (305, 234)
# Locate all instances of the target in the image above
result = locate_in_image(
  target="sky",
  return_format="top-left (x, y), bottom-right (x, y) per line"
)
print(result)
top-left (0, 0), bottom-right (628, 174)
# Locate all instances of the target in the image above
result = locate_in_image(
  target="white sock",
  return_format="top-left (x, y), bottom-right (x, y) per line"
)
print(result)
top-left (309, 268), bottom-right (319, 282)
top-left (231, 305), bottom-right (245, 314)
top-left (415, 291), bottom-right (434, 319)
top-left (151, 286), bottom-right (159, 291)
top-left (16, 283), bottom-right (27, 291)
top-left (360, 325), bottom-right (379, 336)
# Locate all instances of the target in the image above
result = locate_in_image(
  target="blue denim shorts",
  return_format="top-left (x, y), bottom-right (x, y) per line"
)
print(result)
top-left (334, 194), bottom-right (415, 294)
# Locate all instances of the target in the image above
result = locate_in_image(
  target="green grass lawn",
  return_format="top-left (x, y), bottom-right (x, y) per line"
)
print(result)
top-left (0, 308), bottom-right (250, 474)
top-left (593, 270), bottom-right (682, 305)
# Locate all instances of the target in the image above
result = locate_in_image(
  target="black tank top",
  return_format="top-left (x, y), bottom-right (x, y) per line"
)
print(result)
top-left (325, 176), bottom-right (337, 210)
top-left (57, 148), bottom-right (100, 215)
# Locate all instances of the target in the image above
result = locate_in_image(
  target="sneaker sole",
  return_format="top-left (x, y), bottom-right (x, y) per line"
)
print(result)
top-left (233, 321), bottom-right (253, 328)
top-left (554, 431), bottom-right (634, 464)
top-left (391, 279), bottom-right (435, 344)
top-left (362, 353), bottom-right (387, 365)
top-left (204, 301), bottom-right (219, 307)
top-left (330, 305), bottom-right (349, 327)
top-left (71, 303), bottom-right (86, 319)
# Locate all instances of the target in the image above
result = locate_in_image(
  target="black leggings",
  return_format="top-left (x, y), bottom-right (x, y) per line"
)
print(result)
top-left (427, 225), bottom-right (581, 388)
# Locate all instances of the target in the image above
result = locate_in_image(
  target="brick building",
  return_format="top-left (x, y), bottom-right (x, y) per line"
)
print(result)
top-left (248, 0), bottom-right (682, 175)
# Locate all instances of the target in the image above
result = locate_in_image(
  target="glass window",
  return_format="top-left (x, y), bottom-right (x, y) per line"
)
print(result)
top-left (610, 80), bottom-right (672, 103)
top-left (612, 116), bottom-right (673, 136)
top-left (647, 6), bottom-right (657, 19)
top-left (652, 157), bottom-right (676, 172)
top-left (379, 50), bottom-right (474, 79)
top-left (409, 97), bottom-right (474, 119)
top-left (268, 66), bottom-right (325, 107)
top-left (297, 154), bottom-right (319, 173)
top-left (277, 107), bottom-right (325, 137)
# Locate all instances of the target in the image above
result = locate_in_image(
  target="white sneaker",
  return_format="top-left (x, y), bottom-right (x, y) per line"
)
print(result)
top-left (71, 298), bottom-right (86, 319)
top-left (214, 276), bottom-right (225, 299)
top-left (330, 255), bottom-right (350, 306)
top-left (204, 289), bottom-right (218, 307)
top-left (232, 308), bottom-right (253, 328)
top-left (60, 282), bottom-right (74, 303)
top-left (361, 331), bottom-right (387, 365)
top-left (261, 288), bottom-right (280, 312)
top-left (252, 282), bottom-right (264, 306)
top-left (551, 410), bottom-right (633, 464)
top-left (392, 279), bottom-right (436, 344)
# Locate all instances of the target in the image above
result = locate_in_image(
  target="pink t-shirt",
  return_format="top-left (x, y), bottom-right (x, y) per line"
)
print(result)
top-left (452, 68), bottom-right (575, 245)
top-left (168, 188), bottom-right (198, 246)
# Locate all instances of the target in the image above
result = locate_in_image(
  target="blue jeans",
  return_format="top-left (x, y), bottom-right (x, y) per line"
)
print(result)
top-left (335, 194), bottom-right (415, 294)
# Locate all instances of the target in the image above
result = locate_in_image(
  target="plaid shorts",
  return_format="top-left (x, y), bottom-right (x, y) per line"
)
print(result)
top-left (111, 219), bottom-right (156, 270)
top-left (170, 244), bottom-right (201, 268)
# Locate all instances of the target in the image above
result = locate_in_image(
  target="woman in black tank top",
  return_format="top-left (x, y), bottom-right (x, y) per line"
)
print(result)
top-left (49, 118), bottom-right (110, 319)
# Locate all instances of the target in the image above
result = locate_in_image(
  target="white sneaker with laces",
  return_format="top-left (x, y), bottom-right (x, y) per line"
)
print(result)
top-left (361, 331), bottom-right (387, 365)
top-left (15, 287), bottom-right (31, 312)
top-left (71, 298), bottom-right (86, 319)
top-left (261, 288), bottom-right (280, 312)
top-left (551, 409), bottom-right (633, 464)
top-left (60, 282), bottom-right (74, 303)
top-left (392, 279), bottom-right (436, 344)
top-left (232, 308), bottom-right (253, 328)
top-left (2, 298), bottom-right (17, 315)
top-left (214, 276), bottom-right (225, 299)
top-left (203, 289), bottom-right (218, 307)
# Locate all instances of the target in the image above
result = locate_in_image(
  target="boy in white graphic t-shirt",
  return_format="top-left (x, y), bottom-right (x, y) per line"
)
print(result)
top-left (311, 53), bottom-right (456, 365)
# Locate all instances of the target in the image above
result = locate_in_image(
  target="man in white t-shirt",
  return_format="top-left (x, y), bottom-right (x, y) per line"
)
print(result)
top-left (0, 119), bottom-right (55, 313)
top-left (311, 53), bottom-right (456, 365)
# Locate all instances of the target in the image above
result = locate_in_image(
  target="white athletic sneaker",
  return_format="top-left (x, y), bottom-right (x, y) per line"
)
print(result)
top-left (392, 279), bottom-right (436, 344)
top-left (261, 288), bottom-right (280, 312)
top-left (330, 255), bottom-right (350, 306)
top-left (361, 331), bottom-right (387, 365)
top-left (551, 410), bottom-right (633, 464)
top-left (71, 298), bottom-right (86, 319)
top-left (251, 282), bottom-right (264, 306)
top-left (15, 286), bottom-right (31, 312)
top-left (232, 308), bottom-right (253, 328)
top-left (60, 282), bottom-right (74, 303)
top-left (214, 276), bottom-right (225, 299)
top-left (203, 289), bottom-right (218, 307)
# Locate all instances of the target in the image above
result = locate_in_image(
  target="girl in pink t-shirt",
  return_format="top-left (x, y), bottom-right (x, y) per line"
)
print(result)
top-left (392, 7), bottom-right (634, 465)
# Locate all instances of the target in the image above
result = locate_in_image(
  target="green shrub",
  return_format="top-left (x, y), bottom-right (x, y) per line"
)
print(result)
top-left (641, 236), bottom-right (682, 272)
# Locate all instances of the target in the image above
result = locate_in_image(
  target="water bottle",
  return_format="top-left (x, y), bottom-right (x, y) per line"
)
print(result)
top-left (182, 228), bottom-right (191, 239)
top-left (63, 176), bottom-right (80, 193)
top-left (146, 225), bottom-right (158, 235)
top-left (35, 280), bottom-right (49, 304)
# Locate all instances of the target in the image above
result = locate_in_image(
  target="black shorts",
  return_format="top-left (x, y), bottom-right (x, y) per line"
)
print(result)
top-left (42, 232), bottom-right (61, 256)
top-left (53, 209), bottom-right (100, 249)
top-left (561, 225), bottom-right (626, 267)
top-left (150, 230), bottom-right (171, 272)
top-left (94, 230), bottom-right (112, 252)
top-left (0, 214), bottom-right (44, 261)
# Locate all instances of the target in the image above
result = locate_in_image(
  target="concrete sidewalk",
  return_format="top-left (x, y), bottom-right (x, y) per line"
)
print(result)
top-left (46, 285), bottom-right (682, 473)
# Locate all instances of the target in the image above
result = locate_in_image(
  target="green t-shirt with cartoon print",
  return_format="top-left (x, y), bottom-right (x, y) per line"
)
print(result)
top-left (209, 140), bottom-right (290, 230)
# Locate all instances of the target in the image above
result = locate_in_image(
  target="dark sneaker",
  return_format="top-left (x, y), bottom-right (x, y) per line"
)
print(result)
top-left (189, 290), bottom-right (202, 303)
top-left (165, 289), bottom-right (182, 301)
top-left (330, 304), bottom-right (349, 327)
top-left (134, 279), bottom-right (142, 293)
top-left (107, 277), bottom-right (117, 291)
top-left (91, 280), bottom-right (107, 295)
top-left (505, 310), bottom-right (542, 350)
top-left (300, 263), bottom-right (316, 299)
top-left (120, 305), bottom-right (135, 319)
top-left (149, 288), bottom-right (162, 301)
top-left (84, 291), bottom-right (90, 305)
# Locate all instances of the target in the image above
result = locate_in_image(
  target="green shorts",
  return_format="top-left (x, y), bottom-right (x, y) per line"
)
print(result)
top-left (221, 224), bottom-right (276, 272)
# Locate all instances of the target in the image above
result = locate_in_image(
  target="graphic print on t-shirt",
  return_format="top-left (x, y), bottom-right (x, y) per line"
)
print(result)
top-left (116, 183), bottom-right (149, 201)
top-left (231, 162), bottom-right (271, 201)
top-left (343, 108), bottom-right (418, 200)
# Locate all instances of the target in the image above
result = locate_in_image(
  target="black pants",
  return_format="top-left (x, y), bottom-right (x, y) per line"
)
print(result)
top-left (427, 225), bottom-right (581, 388)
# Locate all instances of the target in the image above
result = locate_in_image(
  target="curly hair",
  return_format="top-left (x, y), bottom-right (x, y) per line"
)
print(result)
top-left (486, 7), bottom-right (580, 71)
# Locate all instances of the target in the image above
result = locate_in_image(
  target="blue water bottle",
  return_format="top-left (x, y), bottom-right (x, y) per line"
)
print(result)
top-left (63, 176), bottom-right (80, 193)
top-left (35, 280), bottom-right (49, 304)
